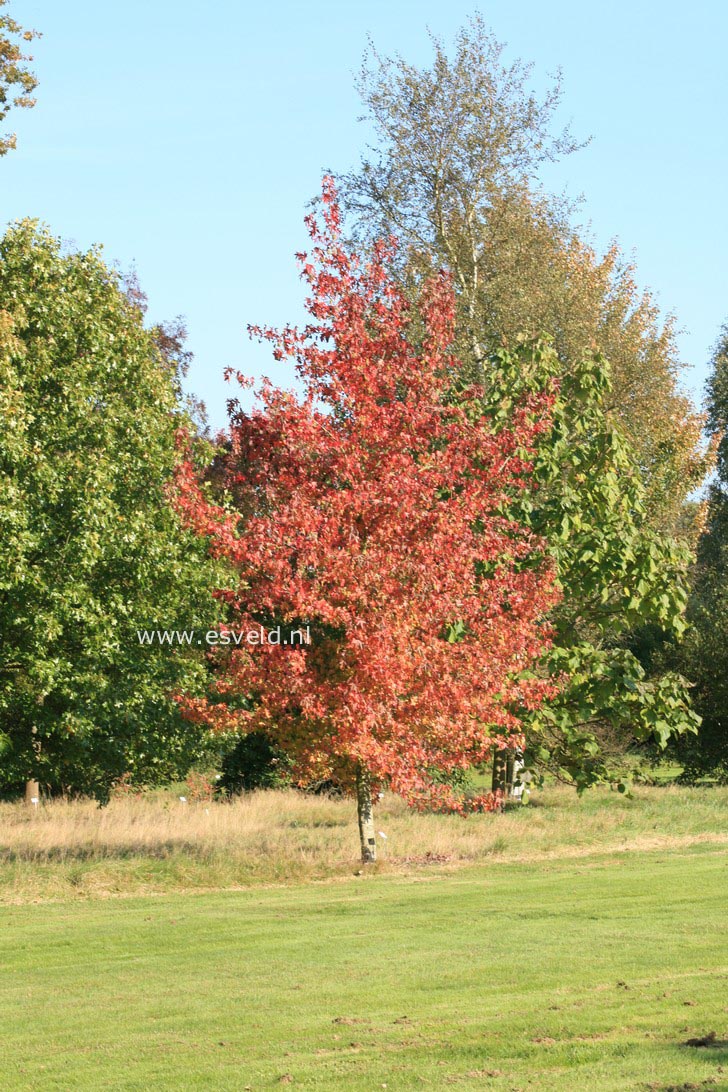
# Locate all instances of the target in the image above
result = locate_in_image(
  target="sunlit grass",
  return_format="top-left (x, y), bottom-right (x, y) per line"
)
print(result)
top-left (1, 845), bottom-right (726, 1090)
top-left (1, 782), bottom-right (726, 902)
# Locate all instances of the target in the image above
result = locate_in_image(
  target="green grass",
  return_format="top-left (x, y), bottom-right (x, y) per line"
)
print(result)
top-left (2, 783), bottom-right (727, 901)
top-left (2, 843), bottom-right (727, 1090)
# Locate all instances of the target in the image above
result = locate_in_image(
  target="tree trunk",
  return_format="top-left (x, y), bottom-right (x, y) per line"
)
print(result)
top-left (491, 747), bottom-right (509, 796)
top-left (492, 748), bottom-right (525, 803)
top-left (25, 779), bottom-right (40, 806)
top-left (511, 753), bottom-right (525, 800)
top-left (356, 765), bottom-right (377, 864)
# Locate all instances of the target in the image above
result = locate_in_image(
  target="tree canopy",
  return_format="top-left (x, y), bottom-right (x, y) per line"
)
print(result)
top-left (340, 16), bottom-right (708, 540)
top-left (482, 341), bottom-right (699, 788)
top-left (668, 327), bottom-right (728, 781)
top-left (0, 221), bottom-right (222, 799)
top-left (175, 180), bottom-right (560, 849)
top-left (334, 19), bottom-right (703, 787)
top-left (0, 0), bottom-right (38, 156)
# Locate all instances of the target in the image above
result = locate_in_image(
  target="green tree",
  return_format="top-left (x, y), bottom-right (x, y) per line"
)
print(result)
top-left (337, 20), bottom-right (703, 787)
top-left (0, 221), bottom-right (222, 800)
top-left (0, 0), bottom-right (39, 156)
top-left (340, 17), bottom-right (708, 540)
top-left (482, 341), bottom-right (698, 789)
top-left (668, 328), bottom-right (728, 781)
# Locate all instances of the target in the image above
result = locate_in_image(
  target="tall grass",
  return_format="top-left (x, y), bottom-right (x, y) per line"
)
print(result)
top-left (1, 783), bottom-right (726, 903)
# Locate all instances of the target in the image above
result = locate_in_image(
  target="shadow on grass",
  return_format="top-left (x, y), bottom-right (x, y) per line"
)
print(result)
top-left (0, 840), bottom-right (217, 863)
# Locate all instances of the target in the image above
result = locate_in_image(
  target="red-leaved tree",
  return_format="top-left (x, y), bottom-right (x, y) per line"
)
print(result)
top-left (176, 178), bottom-right (560, 862)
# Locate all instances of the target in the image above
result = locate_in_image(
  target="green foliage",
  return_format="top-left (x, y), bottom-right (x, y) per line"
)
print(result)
top-left (672, 554), bottom-right (728, 782)
top-left (706, 326), bottom-right (728, 484)
top-left (668, 327), bottom-right (728, 781)
top-left (218, 733), bottom-right (293, 795)
top-left (335, 17), bottom-right (706, 792)
top-left (341, 17), bottom-right (708, 541)
top-left (0, 1), bottom-right (39, 156)
top-left (483, 341), bottom-right (699, 788)
top-left (0, 221), bottom-right (223, 800)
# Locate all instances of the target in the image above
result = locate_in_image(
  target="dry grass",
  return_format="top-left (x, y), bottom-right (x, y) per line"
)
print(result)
top-left (1, 782), bottom-right (727, 903)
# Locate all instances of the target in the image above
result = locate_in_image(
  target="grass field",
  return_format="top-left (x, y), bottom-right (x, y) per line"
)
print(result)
top-left (1, 786), bottom-right (727, 1089)
top-left (1, 783), bottom-right (727, 900)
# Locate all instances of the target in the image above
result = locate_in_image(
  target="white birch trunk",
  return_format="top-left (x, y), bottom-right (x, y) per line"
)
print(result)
top-left (511, 753), bottom-right (525, 800)
top-left (356, 765), bottom-right (377, 864)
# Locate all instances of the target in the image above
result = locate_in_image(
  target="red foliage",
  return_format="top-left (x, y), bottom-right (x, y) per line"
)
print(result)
top-left (184, 771), bottom-right (215, 803)
top-left (175, 178), bottom-right (560, 812)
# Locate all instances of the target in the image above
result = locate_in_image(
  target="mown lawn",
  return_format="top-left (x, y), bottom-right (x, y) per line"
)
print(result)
top-left (2, 843), bottom-right (727, 1090)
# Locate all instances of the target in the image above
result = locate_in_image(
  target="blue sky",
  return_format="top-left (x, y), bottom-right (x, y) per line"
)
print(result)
top-left (4, 0), bottom-right (727, 431)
